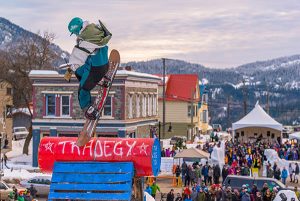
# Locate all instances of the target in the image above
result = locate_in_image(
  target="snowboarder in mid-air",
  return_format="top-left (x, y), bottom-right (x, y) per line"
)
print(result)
top-left (65, 17), bottom-right (112, 120)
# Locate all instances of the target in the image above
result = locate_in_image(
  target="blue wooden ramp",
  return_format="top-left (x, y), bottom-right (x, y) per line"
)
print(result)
top-left (48, 162), bottom-right (134, 201)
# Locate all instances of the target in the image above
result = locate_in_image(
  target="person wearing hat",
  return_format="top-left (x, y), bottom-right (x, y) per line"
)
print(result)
top-left (66, 17), bottom-right (112, 120)
top-left (197, 187), bottom-right (206, 201)
top-left (167, 189), bottom-right (175, 201)
top-left (150, 180), bottom-right (161, 199)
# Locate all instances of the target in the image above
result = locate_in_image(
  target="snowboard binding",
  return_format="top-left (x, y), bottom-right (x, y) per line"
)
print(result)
top-left (98, 75), bottom-right (111, 88)
top-left (85, 105), bottom-right (100, 120)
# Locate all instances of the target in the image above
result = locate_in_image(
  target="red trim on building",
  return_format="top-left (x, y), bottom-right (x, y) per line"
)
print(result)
top-left (56, 95), bottom-right (60, 116)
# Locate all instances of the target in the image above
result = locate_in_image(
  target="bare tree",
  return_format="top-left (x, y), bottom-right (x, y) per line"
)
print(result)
top-left (0, 32), bottom-right (56, 154)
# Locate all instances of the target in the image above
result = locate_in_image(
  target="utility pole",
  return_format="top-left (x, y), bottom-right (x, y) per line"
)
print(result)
top-left (162, 58), bottom-right (166, 139)
top-left (242, 79), bottom-right (248, 116)
top-left (227, 96), bottom-right (231, 129)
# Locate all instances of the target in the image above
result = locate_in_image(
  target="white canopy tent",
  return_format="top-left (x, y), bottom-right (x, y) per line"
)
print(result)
top-left (289, 132), bottom-right (300, 141)
top-left (232, 102), bottom-right (283, 142)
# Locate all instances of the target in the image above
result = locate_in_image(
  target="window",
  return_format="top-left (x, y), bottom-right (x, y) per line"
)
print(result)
top-left (61, 95), bottom-right (70, 116)
top-left (188, 105), bottom-right (193, 117)
top-left (103, 96), bottom-right (112, 116)
top-left (202, 93), bottom-right (208, 104)
top-left (148, 95), bottom-right (152, 116)
top-left (202, 110), bottom-right (208, 123)
top-left (46, 94), bottom-right (56, 116)
top-left (6, 88), bottom-right (12, 96)
top-left (128, 94), bottom-right (133, 118)
top-left (136, 94), bottom-right (140, 118)
top-left (194, 105), bottom-right (198, 116)
top-left (142, 95), bottom-right (146, 117)
top-left (91, 96), bottom-right (112, 117)
top-left (0, 183), bottom-right (7, 190)
top-left (152, 95), bottom-right (156, 115)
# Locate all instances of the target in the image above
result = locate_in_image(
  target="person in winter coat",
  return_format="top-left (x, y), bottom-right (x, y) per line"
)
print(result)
top-left (145, 184), bottom-right (152, 196)
top-left (281, 167), bottom-right (288, 185)
top-left (213, 165), bottom-right (221, 184)
top-left (191, 187), bottom-right (198, 201)
top-left (202, 163), bottom-right (209, 185)
top-left (208, 166), bottom-right (213, 185)
top-left (255, 192), bottom-right (263, 201)
top-left (67, 17), bottom-right (112, 120)
top-left (295, 163), bottom-right (299, 183)
top-left (197, 188), bottom-right (206, 201)
top-left (289, 163), bottom-right (294, 182)
top-left (184, 194), bottom-right (193, 201)
top-left (150, 181), bottom-right (161, 198)
top-left (175, 193), bottom-right (183, 201)
top-left (274, 167), bottom-right (281, 180)
top-left (231, 189), bottom-right (239, 201)
top-left (182, 161), bottom-right (188, 185)
top-left (241, 190), bottom-right (250, 201)
top-left (266, 167), bottom-right (274, 178)
top-left (224, 186), bottom-right (232, 201)
top-left (167, 189), bottom-right (175, 201)
top-left (222, 165), bottom-right (228, 183)
top-left (262, 188), bottom-right (272, 201)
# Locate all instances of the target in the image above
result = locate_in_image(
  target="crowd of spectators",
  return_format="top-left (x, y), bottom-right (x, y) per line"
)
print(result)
top-left (159, 138), bottom-right (300, 201)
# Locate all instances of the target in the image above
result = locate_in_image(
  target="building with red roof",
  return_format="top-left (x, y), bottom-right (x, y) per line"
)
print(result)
top-left (157, 74), bottom-right (200, 140)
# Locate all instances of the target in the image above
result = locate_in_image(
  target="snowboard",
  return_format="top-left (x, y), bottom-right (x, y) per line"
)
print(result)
top-left (76, 49), bottom-right (120, 146)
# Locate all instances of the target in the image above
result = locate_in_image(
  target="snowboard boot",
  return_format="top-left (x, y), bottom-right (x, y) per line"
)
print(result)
top-left (84, 105), bottom-right (99, 120)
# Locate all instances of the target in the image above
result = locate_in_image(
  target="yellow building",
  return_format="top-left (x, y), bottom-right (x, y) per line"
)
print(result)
top-left (198, 81), bottom-right (210, 134)
top-left (157, 74), bottom-right (200, 140)
top-left (0, 81), bottom-right (13, 151)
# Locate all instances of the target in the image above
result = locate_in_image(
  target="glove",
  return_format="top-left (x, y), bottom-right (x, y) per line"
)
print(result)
top-left (64, 68), bottom-right (73, 82)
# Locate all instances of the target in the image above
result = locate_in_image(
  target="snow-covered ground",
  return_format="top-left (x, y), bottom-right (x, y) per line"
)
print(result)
top-left (1, 139), bottom-right (51, 181)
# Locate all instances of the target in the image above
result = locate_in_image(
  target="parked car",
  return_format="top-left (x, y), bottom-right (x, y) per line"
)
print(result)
top-left (12, 127), bottom-right (29, 140)
top-left (0, 181), bottom-right (13, 200)
top-left (223, 175), bottom-right (286, 191)
top-left (170, 136), bottom-right (187, 145)
top-left (20, 176), bottom-right (51, 197)
top-left (212, 124), bottom-right (222, 132)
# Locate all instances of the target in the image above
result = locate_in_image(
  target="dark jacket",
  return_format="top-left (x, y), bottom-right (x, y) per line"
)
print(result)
top-left (167, 192), bottom-right (175, 201)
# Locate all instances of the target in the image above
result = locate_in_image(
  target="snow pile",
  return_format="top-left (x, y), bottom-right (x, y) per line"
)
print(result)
top-left (5, 139), bottom-right (33, 168)
top-left (210, 141), bottom-right (225, 167)
top-left (2, 169), bottom-right (48, 181)
top-left (263, 149), bottom-right (300, 176)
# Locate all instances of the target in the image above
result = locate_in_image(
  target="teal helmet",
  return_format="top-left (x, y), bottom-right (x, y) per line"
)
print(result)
top-left (68, 17), bottom-right (83, 36)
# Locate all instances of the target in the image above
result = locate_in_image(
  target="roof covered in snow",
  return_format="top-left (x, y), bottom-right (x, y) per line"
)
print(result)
top-left (232, 102), bottom-right (283, 131)
top-left (116, 70), bottom-right (160, 79)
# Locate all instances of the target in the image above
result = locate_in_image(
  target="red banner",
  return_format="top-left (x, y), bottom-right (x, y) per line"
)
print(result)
top-left (38, 137), bottom-right (161, 176)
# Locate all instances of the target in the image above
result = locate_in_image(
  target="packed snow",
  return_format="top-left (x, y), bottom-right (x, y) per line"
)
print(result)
top-left (1, 139), bottom-right (51, 181)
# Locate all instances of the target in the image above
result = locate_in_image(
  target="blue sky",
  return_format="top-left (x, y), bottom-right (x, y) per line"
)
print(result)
top-left (1, 0), bottom-right (300, 68)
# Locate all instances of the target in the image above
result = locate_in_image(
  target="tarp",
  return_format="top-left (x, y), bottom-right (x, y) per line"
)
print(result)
top-left (289, 132), bottom-right (300, 140)
top-left (174, 147), bottom-right (209, 159)
top-left (232, 102), bottom-right (283, 131)
top-left (273, 190), bottom-right (299, 201)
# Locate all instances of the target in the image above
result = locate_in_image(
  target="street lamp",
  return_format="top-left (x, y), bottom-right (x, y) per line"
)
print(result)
top-left (158, 121), bottom-right (172, 141)
top-left (162, 58), bottom-right (166, 139)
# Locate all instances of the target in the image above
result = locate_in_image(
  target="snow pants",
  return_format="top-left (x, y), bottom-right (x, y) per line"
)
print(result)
top-left (75, 46), bottom-right (109, 109)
